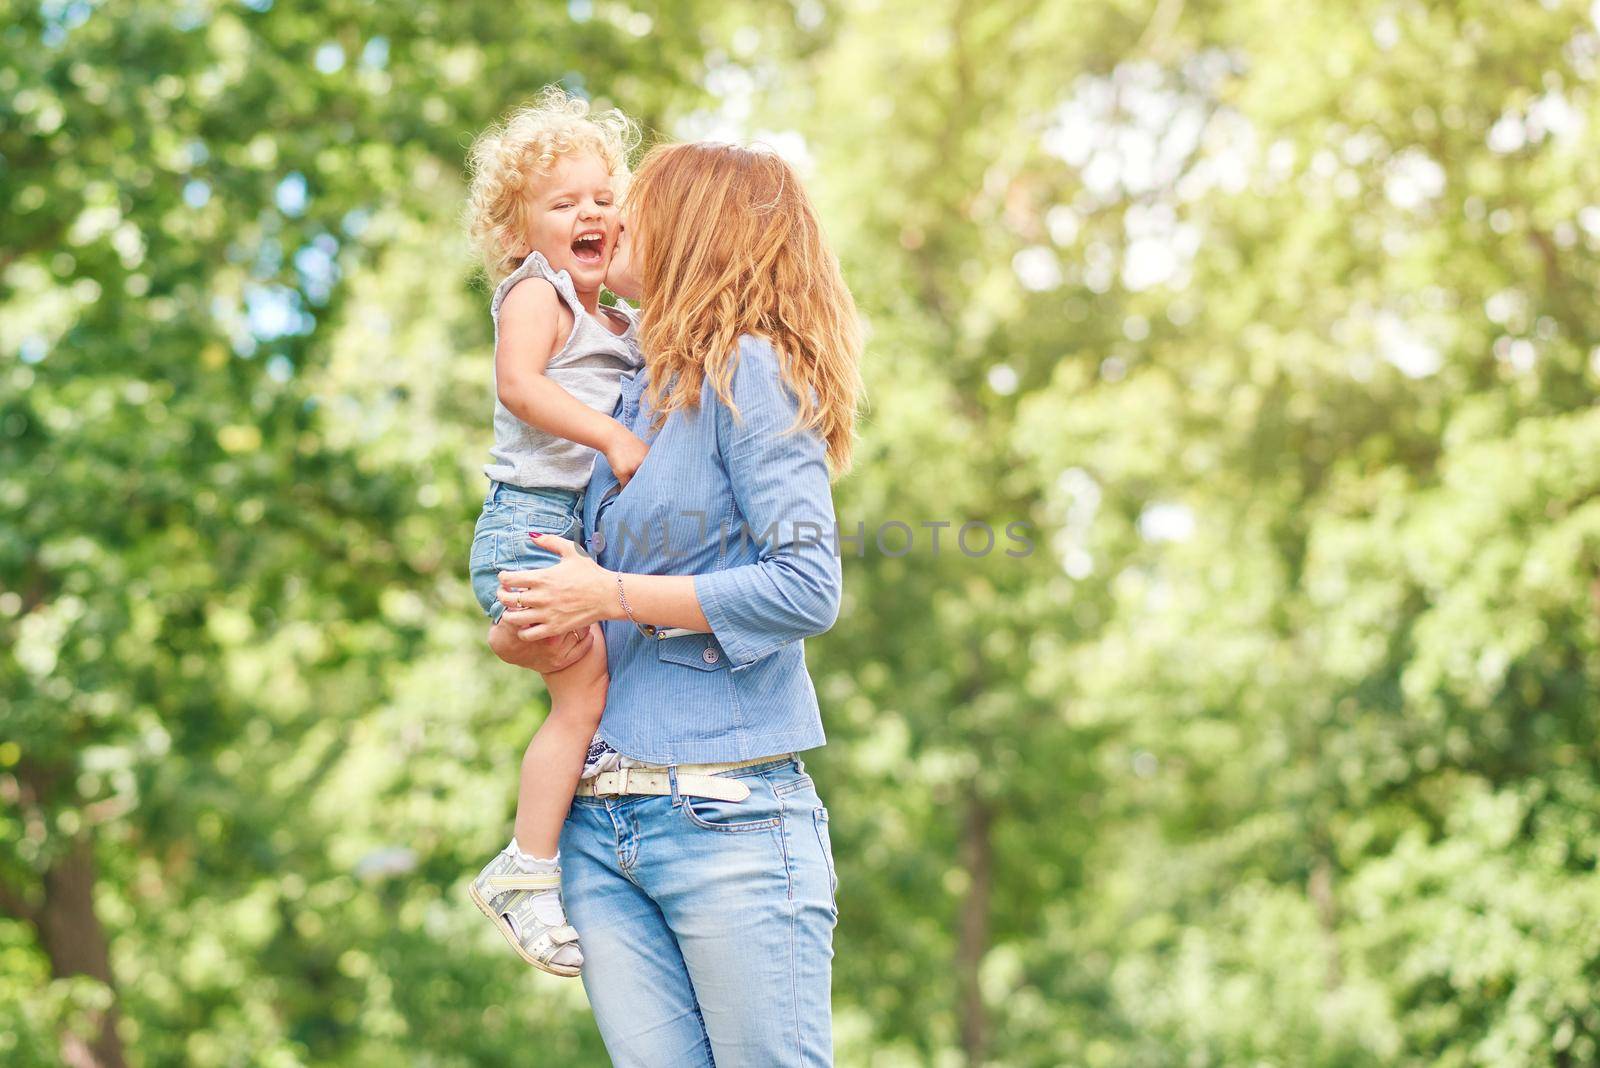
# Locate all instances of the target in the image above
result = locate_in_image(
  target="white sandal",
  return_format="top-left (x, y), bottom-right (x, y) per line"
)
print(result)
top-left (468, 849), bottom-right (583, 977)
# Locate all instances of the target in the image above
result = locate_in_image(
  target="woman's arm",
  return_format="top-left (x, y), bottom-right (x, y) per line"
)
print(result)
top-left (495, 537), bottom-right (708, 638)
top-left (689, 337), bottom-right (842, 666)
top-left (495, 338), bottom-right (840, 662)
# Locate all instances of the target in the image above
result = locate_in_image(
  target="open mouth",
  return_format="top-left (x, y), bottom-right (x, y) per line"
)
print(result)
top-left (571, 230), bottom-right (605, 264)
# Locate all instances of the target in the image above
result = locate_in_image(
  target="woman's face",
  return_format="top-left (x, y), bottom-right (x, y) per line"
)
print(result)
top-left (605, 202), bottom-right (643, 302)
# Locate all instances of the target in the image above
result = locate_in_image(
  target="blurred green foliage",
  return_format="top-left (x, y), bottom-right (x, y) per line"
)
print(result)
top-left (4, 0), bottom-right (1600, 1065)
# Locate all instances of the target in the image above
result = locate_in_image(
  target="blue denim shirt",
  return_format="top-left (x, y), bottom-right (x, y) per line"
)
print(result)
top-left (582, 335), bottom-right (842, 764)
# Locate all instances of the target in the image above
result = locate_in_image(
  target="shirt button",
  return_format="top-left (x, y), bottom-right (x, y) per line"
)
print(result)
top-left (702, 647), bottom-right (720, 665)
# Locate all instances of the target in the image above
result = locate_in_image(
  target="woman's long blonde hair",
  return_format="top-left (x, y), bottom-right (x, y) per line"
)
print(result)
top-left (626, 142), bottom-right (863, 476)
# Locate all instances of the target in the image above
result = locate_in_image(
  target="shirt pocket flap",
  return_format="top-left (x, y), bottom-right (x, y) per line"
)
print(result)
top-left (655, 635), bottom-right (728, 671)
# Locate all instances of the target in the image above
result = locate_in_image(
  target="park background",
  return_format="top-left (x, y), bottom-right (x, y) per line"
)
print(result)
top-left (4, 0), bottom-right (1600, 1065)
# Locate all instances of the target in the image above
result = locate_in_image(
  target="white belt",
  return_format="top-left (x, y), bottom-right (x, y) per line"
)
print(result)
top-left (575, 755), bottom-right (790, 803)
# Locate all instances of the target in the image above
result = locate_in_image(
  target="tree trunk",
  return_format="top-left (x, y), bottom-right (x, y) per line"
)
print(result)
top-left (16, 761), bottom-right (127, 1068)
top-left (956, 795), bottom-right (993, 1066)
top-left (1307, 852), bottom-right (1343, 992)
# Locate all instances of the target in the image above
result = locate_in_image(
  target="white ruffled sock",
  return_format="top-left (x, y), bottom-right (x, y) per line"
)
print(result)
top-left (507, 839), bottom-right (572, 931)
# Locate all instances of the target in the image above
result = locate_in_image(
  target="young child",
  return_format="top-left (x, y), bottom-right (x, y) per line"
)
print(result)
top-left (461, 88), bottom-right (644, 977)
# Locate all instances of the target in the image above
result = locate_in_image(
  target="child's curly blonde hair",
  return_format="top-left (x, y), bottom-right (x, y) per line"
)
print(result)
top-left (465, 86), bottom-right (640, 282)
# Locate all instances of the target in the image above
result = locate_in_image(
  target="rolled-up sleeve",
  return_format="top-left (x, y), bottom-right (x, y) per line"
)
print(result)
top-left (693, 336), bottom-right (842, 670)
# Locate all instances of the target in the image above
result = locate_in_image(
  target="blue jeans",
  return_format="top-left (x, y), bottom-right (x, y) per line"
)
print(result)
top-left (560, 756), bottom-right (839, 1066)
top-left (468, 482), bottom-right (584, 623)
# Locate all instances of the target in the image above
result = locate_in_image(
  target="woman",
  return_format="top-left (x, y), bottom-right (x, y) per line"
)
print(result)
top-left (486, 141), bottom-right (862, 1067)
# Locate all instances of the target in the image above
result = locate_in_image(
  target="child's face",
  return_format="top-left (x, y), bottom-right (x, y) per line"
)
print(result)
top-left (524, 153), bottom-right (619, 295)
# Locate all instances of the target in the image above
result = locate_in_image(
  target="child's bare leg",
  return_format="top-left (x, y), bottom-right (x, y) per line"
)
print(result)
top-left (470, 623), bottom-right (606, 974)
top-left (512, 623), bottom-right (608, 857)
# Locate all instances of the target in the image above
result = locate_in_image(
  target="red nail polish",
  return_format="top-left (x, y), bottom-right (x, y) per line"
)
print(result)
top-left (528, 531), bottom-right (542, 539)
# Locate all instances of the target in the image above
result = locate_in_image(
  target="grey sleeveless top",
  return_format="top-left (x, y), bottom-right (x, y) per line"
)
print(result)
top-left (483, 250), bottom-right (645, 491)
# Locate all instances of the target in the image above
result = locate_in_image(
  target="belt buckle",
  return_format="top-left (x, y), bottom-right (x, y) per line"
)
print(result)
top-left (613, 767), bottom-right (631, 795)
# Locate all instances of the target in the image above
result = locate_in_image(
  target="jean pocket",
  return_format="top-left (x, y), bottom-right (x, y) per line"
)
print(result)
top-left (469, 529), bottom-right (498, 569)
top-left (814, 807), bottom-right (838, 905)
top-left (681, 778), bottom-right (782, 833)
top-left (512, 506), bottom-right (578, 539)
top-left (772, 771), bottom-right (817, 799)
top-left (468, 531), bottom-right (507, 619)
top-left (494, 535), bottom-right (564, 575)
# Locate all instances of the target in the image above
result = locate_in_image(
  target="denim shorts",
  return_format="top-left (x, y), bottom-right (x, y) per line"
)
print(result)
top-left (469, 482), bottom-right (584, 624)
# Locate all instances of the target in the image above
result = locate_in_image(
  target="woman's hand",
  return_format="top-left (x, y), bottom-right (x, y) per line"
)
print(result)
top-left (496, 534), bottom-right (616, 640)
top-left (487, 618), bottom-right (594, 672)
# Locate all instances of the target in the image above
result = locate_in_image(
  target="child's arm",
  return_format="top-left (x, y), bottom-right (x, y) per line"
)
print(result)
top-left (496, 278), bottom-right (647, 481)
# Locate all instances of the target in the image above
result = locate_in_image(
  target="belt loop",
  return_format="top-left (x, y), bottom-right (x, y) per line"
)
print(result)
top-left (668, 766), bottom-right (681, 807)
top-left (793, 756), bottom-right (806, 774)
